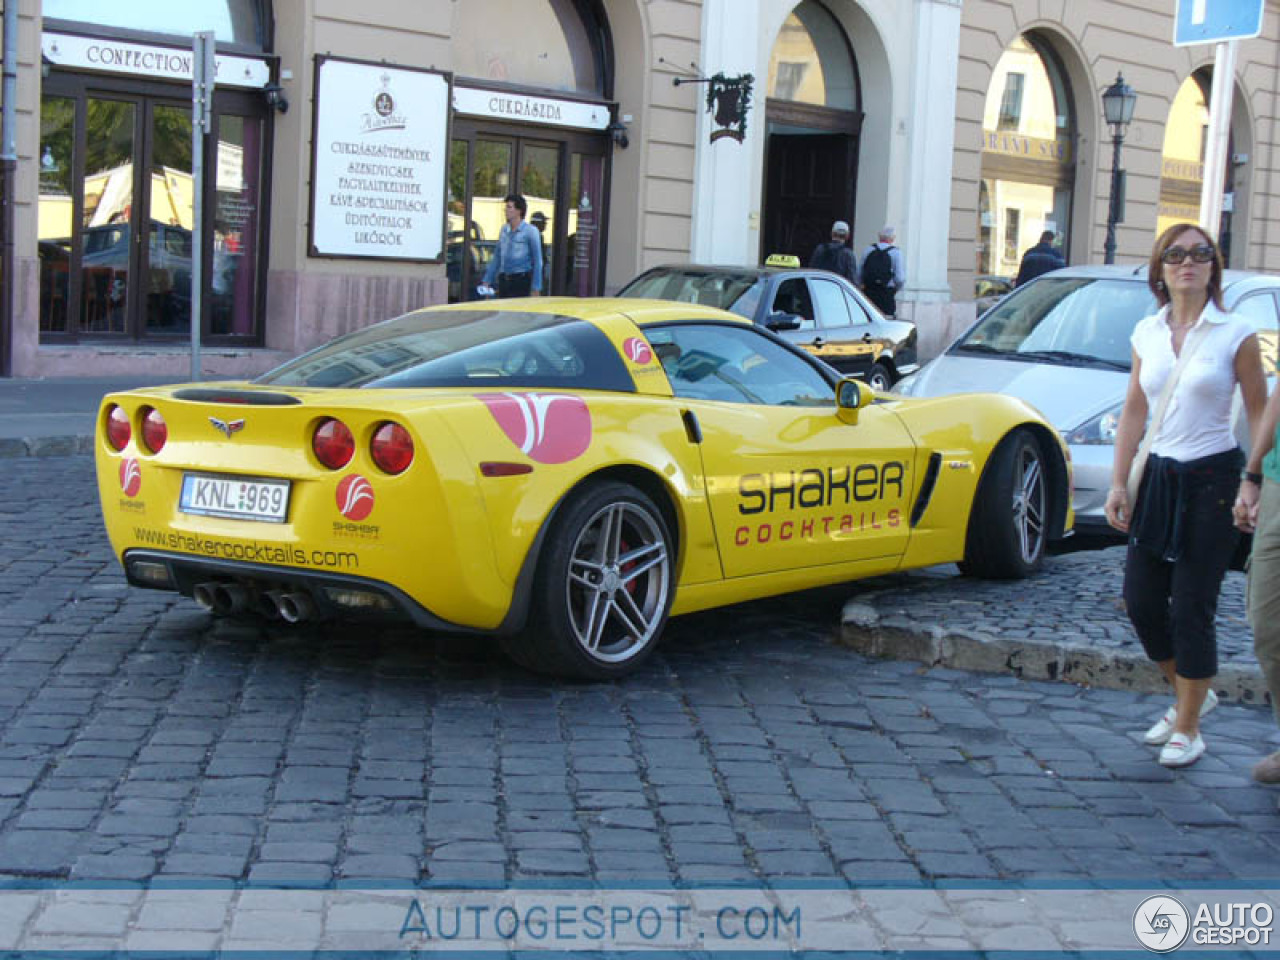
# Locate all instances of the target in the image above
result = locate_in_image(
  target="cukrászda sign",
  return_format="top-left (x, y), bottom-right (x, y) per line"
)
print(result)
top-left (312, 58), bottom-right (449, 261)
top-left (452, 85), bottom-right (611, 131)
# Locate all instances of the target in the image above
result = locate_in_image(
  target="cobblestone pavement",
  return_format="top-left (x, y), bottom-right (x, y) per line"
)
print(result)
top-left (0, 457), bottom-right (1278, 944)
top-left (842, 549), bottom-right (1270, 706)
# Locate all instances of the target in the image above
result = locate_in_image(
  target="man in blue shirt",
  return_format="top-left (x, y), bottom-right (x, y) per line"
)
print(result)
top-left (482, 194), bottom-right (544, 298)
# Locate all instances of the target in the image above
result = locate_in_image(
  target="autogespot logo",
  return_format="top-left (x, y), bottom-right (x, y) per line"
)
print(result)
top-left (1134, 895), bottom-right (1190, 952)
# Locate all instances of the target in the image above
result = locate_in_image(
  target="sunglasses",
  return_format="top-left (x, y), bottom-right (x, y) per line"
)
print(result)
top-left (1160, 243), bottom-right (1215, 265)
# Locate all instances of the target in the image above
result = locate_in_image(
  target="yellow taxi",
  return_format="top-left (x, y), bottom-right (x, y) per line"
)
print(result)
top-left (96, 298), bottom-right (1072, 678)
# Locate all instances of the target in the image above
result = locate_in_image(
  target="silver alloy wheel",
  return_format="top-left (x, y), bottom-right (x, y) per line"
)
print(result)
top-left (564, 501), bottom-right (671, 663)
top-left (1011, 445), bottom-right (1045, 563)
top-left (868, 366), bottom-right (892, 392)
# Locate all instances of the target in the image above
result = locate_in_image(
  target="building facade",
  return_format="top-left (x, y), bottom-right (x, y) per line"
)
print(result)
top-left (0, 0), bottom-right (1277, 377)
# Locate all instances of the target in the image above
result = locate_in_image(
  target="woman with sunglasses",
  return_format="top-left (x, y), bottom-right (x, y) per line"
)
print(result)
top-left (1104, 223), bottom-right (1267, 767)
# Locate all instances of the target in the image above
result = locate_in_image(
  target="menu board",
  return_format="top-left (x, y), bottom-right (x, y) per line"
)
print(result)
top-left (311, 57), bottom-right (450, 261)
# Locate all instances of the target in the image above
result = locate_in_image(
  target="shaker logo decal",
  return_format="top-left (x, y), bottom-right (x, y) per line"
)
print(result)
top-left (119, 458), bottom-right (142, 498)
top-left (623, 338), bottom-right (653, 365)
top-left (479, 393), bottom-right (592, 465)
top-left (209, 416), bottom-right (245, 438)
top-left (336, 474), bottom-right (375, 521)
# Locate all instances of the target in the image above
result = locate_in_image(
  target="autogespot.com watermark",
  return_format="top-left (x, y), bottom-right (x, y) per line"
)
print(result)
top-left (1134, 894), bottom-right (1275, 952)
top-left (1, 886), bottom-right (1279, 952)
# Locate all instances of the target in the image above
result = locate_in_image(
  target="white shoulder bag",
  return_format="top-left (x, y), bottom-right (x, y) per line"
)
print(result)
top-left (1125, 320), bottom-right (1211, 508)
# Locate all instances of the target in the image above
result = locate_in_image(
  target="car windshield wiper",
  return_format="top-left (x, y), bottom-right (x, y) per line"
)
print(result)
top-left (952, 342), bottom-right (1012, 356)
top-left (1015, 349), bottom-right (1129, 370)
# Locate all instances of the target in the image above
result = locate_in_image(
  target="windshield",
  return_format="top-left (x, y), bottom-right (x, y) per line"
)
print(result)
top-left (619, 269), bottom-right (763, 319)
top-left (953, 277), bottom-right (1156, 369)
top-left (256, 310), bottom-right (634, 391)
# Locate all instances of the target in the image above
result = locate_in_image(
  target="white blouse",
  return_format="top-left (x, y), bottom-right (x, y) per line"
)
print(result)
top-left (1131, 301), bottom-right (1254, 462)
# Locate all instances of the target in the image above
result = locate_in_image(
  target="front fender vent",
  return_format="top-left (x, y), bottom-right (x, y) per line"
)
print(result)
top-left (910, 452), bottom-right (942, 528)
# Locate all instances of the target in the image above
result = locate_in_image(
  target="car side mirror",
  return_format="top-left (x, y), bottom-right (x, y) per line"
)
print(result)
top-left (836, 376), bottom-right (871, 424)
top-left (766, 311), bottom-right (801, 332)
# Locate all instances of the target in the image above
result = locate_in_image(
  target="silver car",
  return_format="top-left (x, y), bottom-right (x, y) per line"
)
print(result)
top-left (894, 265), bottom-right (1280, 534)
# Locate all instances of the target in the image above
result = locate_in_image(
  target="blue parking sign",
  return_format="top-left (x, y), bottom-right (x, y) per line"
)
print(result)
top-left (1174, 0), bottom-right (1265, 45)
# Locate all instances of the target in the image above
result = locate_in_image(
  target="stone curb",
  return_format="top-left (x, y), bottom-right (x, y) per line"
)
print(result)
top-left (0, 435), bottom-right (94, 458)
top-left (839, 599), bottom-right (1273, 708)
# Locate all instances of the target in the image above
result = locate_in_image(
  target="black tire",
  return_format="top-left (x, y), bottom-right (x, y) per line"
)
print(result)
top-left (962, 429), bottom-right (1047, 579)
top-left (505, 481), bottom-right (675, 680)
top-left (867, 362), bottom-right (893, 392)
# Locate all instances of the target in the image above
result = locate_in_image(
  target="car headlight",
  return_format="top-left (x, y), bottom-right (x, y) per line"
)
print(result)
top-left (1065, 403), bottom-right (1123, 445)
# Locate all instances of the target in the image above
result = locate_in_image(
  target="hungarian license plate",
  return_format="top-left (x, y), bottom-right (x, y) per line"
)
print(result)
top-left (179, 473), bottom-right (290, 523)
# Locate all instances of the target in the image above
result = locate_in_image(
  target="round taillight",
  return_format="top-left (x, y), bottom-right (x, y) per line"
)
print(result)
top-left (106, 405), bottom-right (131, 451)
top-left (140, 407), bottom-right (168, 453)
top-left (313, 418), bottom-right (354, 469)
top-left (371, 422), bottom-right (414, 475)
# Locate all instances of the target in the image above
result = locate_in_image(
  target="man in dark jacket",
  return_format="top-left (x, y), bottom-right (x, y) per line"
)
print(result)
top-left (808, 221), bottom-right (856, 283)
top-left (1015, 230), bottom-right (1066, 286)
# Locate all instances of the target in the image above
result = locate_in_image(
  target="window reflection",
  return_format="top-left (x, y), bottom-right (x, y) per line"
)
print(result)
top-left (212, 114), bottom-right (262, 336)
top-left (43, 0), bottom-right (265, 48)
top-left (977, 35), bottom-right (1074, 278)
top-left (451, 0), bottom-right (601, 94)
top-left (81, 98), bottom-right (136, 334)
top-left (767, 1), bottom-right (855, 110)
top-left (39, 95), bottom-right (75, 334)
top-left (1158, 76), bottom-right (1209, 238)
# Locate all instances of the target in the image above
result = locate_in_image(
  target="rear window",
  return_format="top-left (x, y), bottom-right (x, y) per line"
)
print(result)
top-left (953, 277), bottom-right (1156, 369)
top-left (256, 310), bottom-right (635, 392)
top-left (620, 269), bottom-right (763, 318)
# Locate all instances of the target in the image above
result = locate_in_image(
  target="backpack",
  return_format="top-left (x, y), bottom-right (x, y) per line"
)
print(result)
top-left (862, 245), bottom-right (895, 289)
top-left (810, 242), bottom-right (843, 273)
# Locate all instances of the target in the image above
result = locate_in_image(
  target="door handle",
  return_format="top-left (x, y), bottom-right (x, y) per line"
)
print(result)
top-left (862, 332), bottom-right (872, 342)
top-left (810, 337), bottom-right (825, 347)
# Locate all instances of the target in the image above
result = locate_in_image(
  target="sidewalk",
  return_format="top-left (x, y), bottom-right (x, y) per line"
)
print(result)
top-left (0, 376), bottom-right (177, 455)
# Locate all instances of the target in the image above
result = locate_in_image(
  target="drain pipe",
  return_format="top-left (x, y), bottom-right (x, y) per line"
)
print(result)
top-left (0, 0), bottom-right (18, 377)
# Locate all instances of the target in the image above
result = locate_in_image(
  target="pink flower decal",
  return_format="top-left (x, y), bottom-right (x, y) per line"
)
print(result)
top-left (623, 337), bottom-right (654, 365)
top-left (119, 458), bottom-right (141, 498)
top-left (336, 474), bottom-right (375, 521)
top-left (478, 392), bottom-right (593, 465)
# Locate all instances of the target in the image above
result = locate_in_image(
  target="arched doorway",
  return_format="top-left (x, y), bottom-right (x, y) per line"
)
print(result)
top-left (37, 0), bottom-right (273, 343)
top-left (446, 0), bottom-right (614, 301)
top-left (977, 34), bottom-right (1076, 280)
top-left (761, 0), bottom-right (862, 264)
top-left (1158, 70), bottom-right (1247, 266)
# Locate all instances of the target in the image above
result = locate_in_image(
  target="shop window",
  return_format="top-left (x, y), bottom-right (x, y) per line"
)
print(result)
top-left (43, 0), bottom-right (267, 48)
top-left (978, 33), bottom-right (1076, 277)
top-left (767, 1), bottom-right (856, 110)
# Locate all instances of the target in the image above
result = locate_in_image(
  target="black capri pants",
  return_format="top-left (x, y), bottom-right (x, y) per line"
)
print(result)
top-left (1123, 448), bottom-right (1242, 679)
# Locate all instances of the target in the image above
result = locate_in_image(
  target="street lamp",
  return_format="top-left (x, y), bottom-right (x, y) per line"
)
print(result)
top-left (1101, 72), bottom-right (1137, 264)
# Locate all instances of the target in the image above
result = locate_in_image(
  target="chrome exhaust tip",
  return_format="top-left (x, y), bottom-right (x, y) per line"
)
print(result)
top-left (192, 582), bottom-right (219, 612)
top-left (259, 590), bottom-right (284, 620)
top-left (276, 591), bottom-right (315, 624)
top-left (210, 583), bottom-right (250, 614)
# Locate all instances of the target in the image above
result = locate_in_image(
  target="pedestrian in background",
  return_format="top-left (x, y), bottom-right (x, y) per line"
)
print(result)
top-left (1233, 376), bottom-right (1280, 795)
top-left (481, 194), bottom-right (543, 299)
top-left (858, 226), bottom-right (904, 316)
top-left (1014, 229), bottom-right (1066, 286)
top-left (808, 220), bottom-right (856, 283)
top-left (1104, 223), bottom-right (1266, 768)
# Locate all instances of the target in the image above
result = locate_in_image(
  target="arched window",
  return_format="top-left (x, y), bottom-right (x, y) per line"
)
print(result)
top-left (977, 34), bottom-right (1075, 277)
top-left (1157, 72), bottom-right (1243, 264)
top-left (451, 0), bottom-right (608, 96)
top-left (766, 0), bottom-right (856, 110)
top-left (43, 0), bottom-right (268, 50)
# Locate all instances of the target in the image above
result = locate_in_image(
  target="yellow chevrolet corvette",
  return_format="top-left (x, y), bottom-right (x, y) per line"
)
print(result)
top-left (96, 298), bottom-right (1072, 678)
